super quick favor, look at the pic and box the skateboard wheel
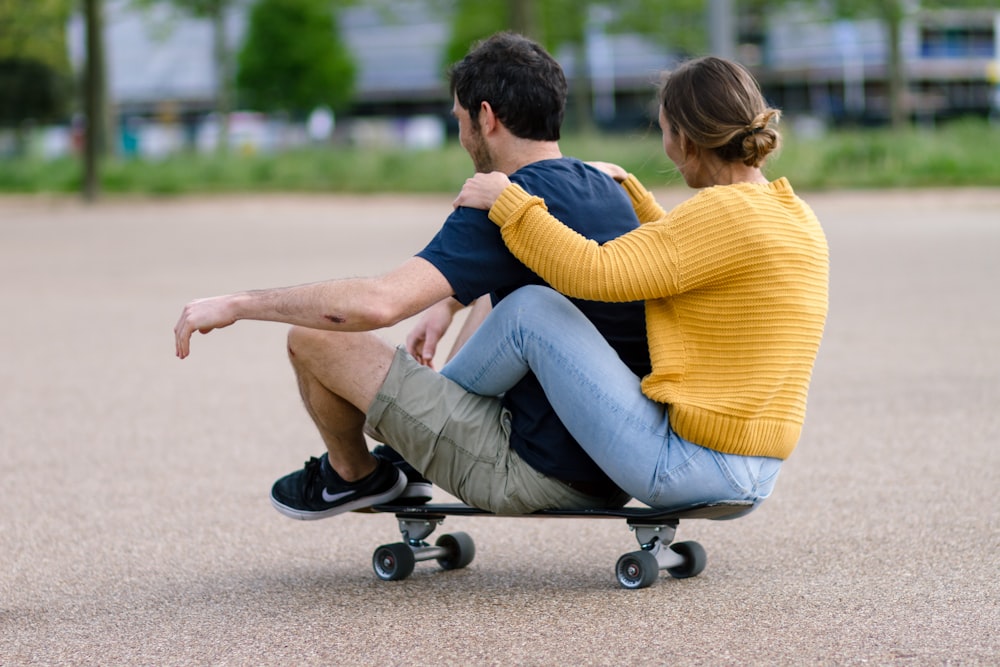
[616,550,660,589]
[372,542,416,581]
[435,531,475,571]
[665,540,707,579]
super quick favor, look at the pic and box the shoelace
[301,456,325,496]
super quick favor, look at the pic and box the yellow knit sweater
[488,175,829,459]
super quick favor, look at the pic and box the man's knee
[287,325,321,365]
[286,326,353,376]
[287,327,396,404]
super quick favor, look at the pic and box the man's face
[453,96,495,173]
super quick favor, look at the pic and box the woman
[443,56,829,511]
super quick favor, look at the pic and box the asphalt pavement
[1,187,997,665]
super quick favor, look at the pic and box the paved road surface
[1,188,997,665]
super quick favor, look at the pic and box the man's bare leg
[270,326,405,519]
[286,326,395,481]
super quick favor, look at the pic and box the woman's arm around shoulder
[584,161,665,224]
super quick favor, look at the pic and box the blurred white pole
[708,0,736,60]
[588,5,615,124]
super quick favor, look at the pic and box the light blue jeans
[442,285,783,512]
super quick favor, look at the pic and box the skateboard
[366,500,754,589]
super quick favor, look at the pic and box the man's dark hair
[448,32,567,141]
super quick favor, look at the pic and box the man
[174,32,650,517]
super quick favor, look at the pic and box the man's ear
[478,101,498,134]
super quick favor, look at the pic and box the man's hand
[453,171,512,210]
[406,298,461,367]
[174,294,240,359]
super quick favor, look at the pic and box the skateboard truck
[616,517,707,588]
[367,502,747,589]
[372,511,475,583]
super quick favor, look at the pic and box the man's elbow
[355,268,441,330]
[354,296,412,330]
[359,304,401,330]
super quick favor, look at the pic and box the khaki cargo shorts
[364,346,604,514]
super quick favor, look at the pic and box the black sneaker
[372,444,433,505]
[270,453,406,520]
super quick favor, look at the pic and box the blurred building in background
[753,6,1000,126]
[59,1,678,159]
[30,0,1000,159]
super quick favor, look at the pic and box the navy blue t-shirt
[417,157,651,490]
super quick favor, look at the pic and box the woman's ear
[679,132,698,159]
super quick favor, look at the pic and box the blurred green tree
[0,0,73,137]
[236,0,356,116]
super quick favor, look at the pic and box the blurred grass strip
[2,119,998,195]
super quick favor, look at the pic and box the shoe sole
[353,482,434,513]
[394,482,434,502]
[270,472,408,521]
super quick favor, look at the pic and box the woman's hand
[453,171,512,210]
[586,161,628,183]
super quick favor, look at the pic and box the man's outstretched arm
[174,257,453,359]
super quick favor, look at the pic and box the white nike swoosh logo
[322,489,355,503]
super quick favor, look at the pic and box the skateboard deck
[365,500,754,589]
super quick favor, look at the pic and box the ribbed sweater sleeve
[489,183,681,302]
[620,174,667,223]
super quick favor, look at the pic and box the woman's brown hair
[659,56,781,168]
